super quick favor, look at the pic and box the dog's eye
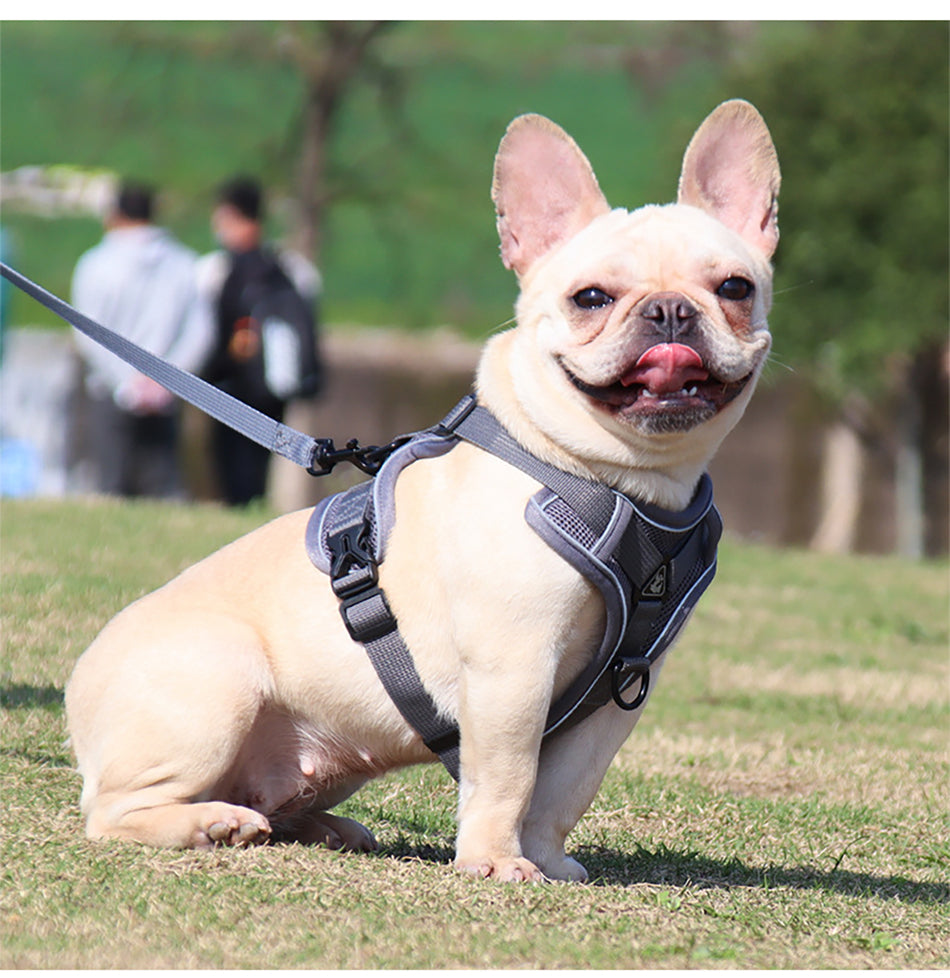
[572,287,614,310]
[717,277,755,301]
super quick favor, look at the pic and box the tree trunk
[295,82,334,260]
[894,356,926,558]
[291,22,391,263]
[810,419,865,554]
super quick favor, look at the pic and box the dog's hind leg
[85,795,272,849]
[66,609,275,849]
[269,774,378,851]
[276,810,378,851]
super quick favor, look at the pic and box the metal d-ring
[610,657,651,711]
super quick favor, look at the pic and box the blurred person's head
[108,181,155,228]
[212,176,264,253]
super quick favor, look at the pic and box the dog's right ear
[492,114,610,278]
[678,99,781,259]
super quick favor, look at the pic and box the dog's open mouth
[559,343,752,431]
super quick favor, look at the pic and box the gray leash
[0,262,401,477]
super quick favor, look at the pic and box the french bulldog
[65,99,780,882]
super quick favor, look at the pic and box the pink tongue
[621,343,709,395]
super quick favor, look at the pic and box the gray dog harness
[306,395,721,781]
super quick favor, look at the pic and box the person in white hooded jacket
[71,181,213,497]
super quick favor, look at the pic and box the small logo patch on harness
[642,564,668,599]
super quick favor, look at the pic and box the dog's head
[480,100,780,503]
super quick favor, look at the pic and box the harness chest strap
[310,395,721,782]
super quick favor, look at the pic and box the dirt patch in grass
[707,660,948,711]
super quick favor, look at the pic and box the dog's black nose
[639,292,698,339]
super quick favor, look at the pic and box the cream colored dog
[66,100,780,883]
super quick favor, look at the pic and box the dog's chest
[302,409,721,778]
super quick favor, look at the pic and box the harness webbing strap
[0,262,321,471]
[326,503,462,779]
[440,398,615,539]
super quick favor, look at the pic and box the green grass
[2,496,948,968]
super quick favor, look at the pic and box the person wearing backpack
[197,177,323,506]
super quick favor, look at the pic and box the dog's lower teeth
[640,387,697,401]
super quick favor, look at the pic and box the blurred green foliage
[716,21,949,395]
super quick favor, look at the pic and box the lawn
[2,496,947,968]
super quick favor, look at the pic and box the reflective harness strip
[307,395,722,782]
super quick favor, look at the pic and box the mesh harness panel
[305,395,721,781]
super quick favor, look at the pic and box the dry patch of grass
[617,728,948,811]
[707,659,947,710]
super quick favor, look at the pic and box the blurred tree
[721,21,949,556]
[112,21,398,262]
[274,21,395,258]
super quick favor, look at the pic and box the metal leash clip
[307,434,413,478]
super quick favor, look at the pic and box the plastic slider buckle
[329,525,377,598]
[338,585,397,643]
[328,526,397,643]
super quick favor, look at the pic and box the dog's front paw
[455,855,544,882]
[521,836,590,882]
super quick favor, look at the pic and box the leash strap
[0,261,321,470]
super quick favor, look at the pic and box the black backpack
[219,250,324,405]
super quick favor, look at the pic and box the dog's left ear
[493,114,610,277]
[678,99,781,259]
